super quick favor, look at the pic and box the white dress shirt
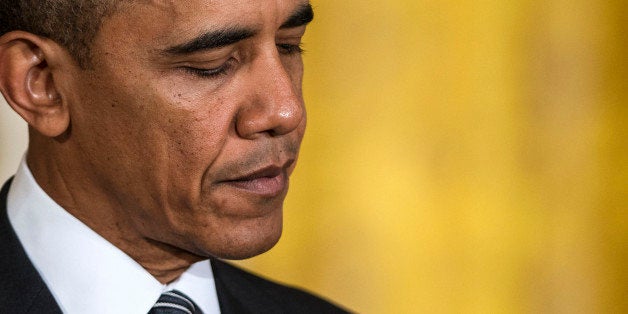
[7,158,221,314]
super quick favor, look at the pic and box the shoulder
[210,258,350,313]
[0,178,62,313]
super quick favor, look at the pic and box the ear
[0,31,70,137]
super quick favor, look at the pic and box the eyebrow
[280,3,314,29]
[163,28,256,55]
[162,3,314,56]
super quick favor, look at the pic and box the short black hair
[0,0,121,67]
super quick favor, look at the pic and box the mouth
[220,161,293,198]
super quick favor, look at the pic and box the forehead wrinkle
[142,0,177,8]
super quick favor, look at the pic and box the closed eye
[180,58,236,78]
[277,43,304,55]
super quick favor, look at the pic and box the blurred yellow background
[1,0,626,313]
[238,1,627,313]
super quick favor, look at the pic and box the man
[0,0,347,313]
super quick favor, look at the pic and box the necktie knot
[149,290,202,314]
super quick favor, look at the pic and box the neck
[26,142,202,284]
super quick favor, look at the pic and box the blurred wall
[1,1,626,313]
[0,98,27,182]
[238,1,627,313]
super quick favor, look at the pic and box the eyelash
[277,43,304,55]
[182,63,233,78]
[182,43,304,78]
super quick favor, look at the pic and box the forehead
[114,0,307,32]
[93,0,309,57]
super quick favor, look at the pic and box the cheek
[153,95,237,203]
[166,93,236,155]
[71,71,234,203]
[161,114,228,183]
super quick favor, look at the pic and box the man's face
[62,0,311,259]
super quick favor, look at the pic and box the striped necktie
[148,290,203,314]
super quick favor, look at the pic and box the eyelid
[179,57,237,78]
[277,43,304,55]
[277,25,308,36]
[276,34,305,53]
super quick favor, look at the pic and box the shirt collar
[7,157,220,314]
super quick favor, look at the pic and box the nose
[235,52,304,139]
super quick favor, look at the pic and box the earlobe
[0,32,70,138]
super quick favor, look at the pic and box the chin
[215,237,281,260]
[196,214,284,260]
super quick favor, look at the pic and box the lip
[221,164,289,197]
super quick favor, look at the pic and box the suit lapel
[211,258,283,314]
[0,179,62,314]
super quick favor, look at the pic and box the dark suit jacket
[0,179,348,313]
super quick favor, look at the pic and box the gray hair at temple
[0,0,122,67]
